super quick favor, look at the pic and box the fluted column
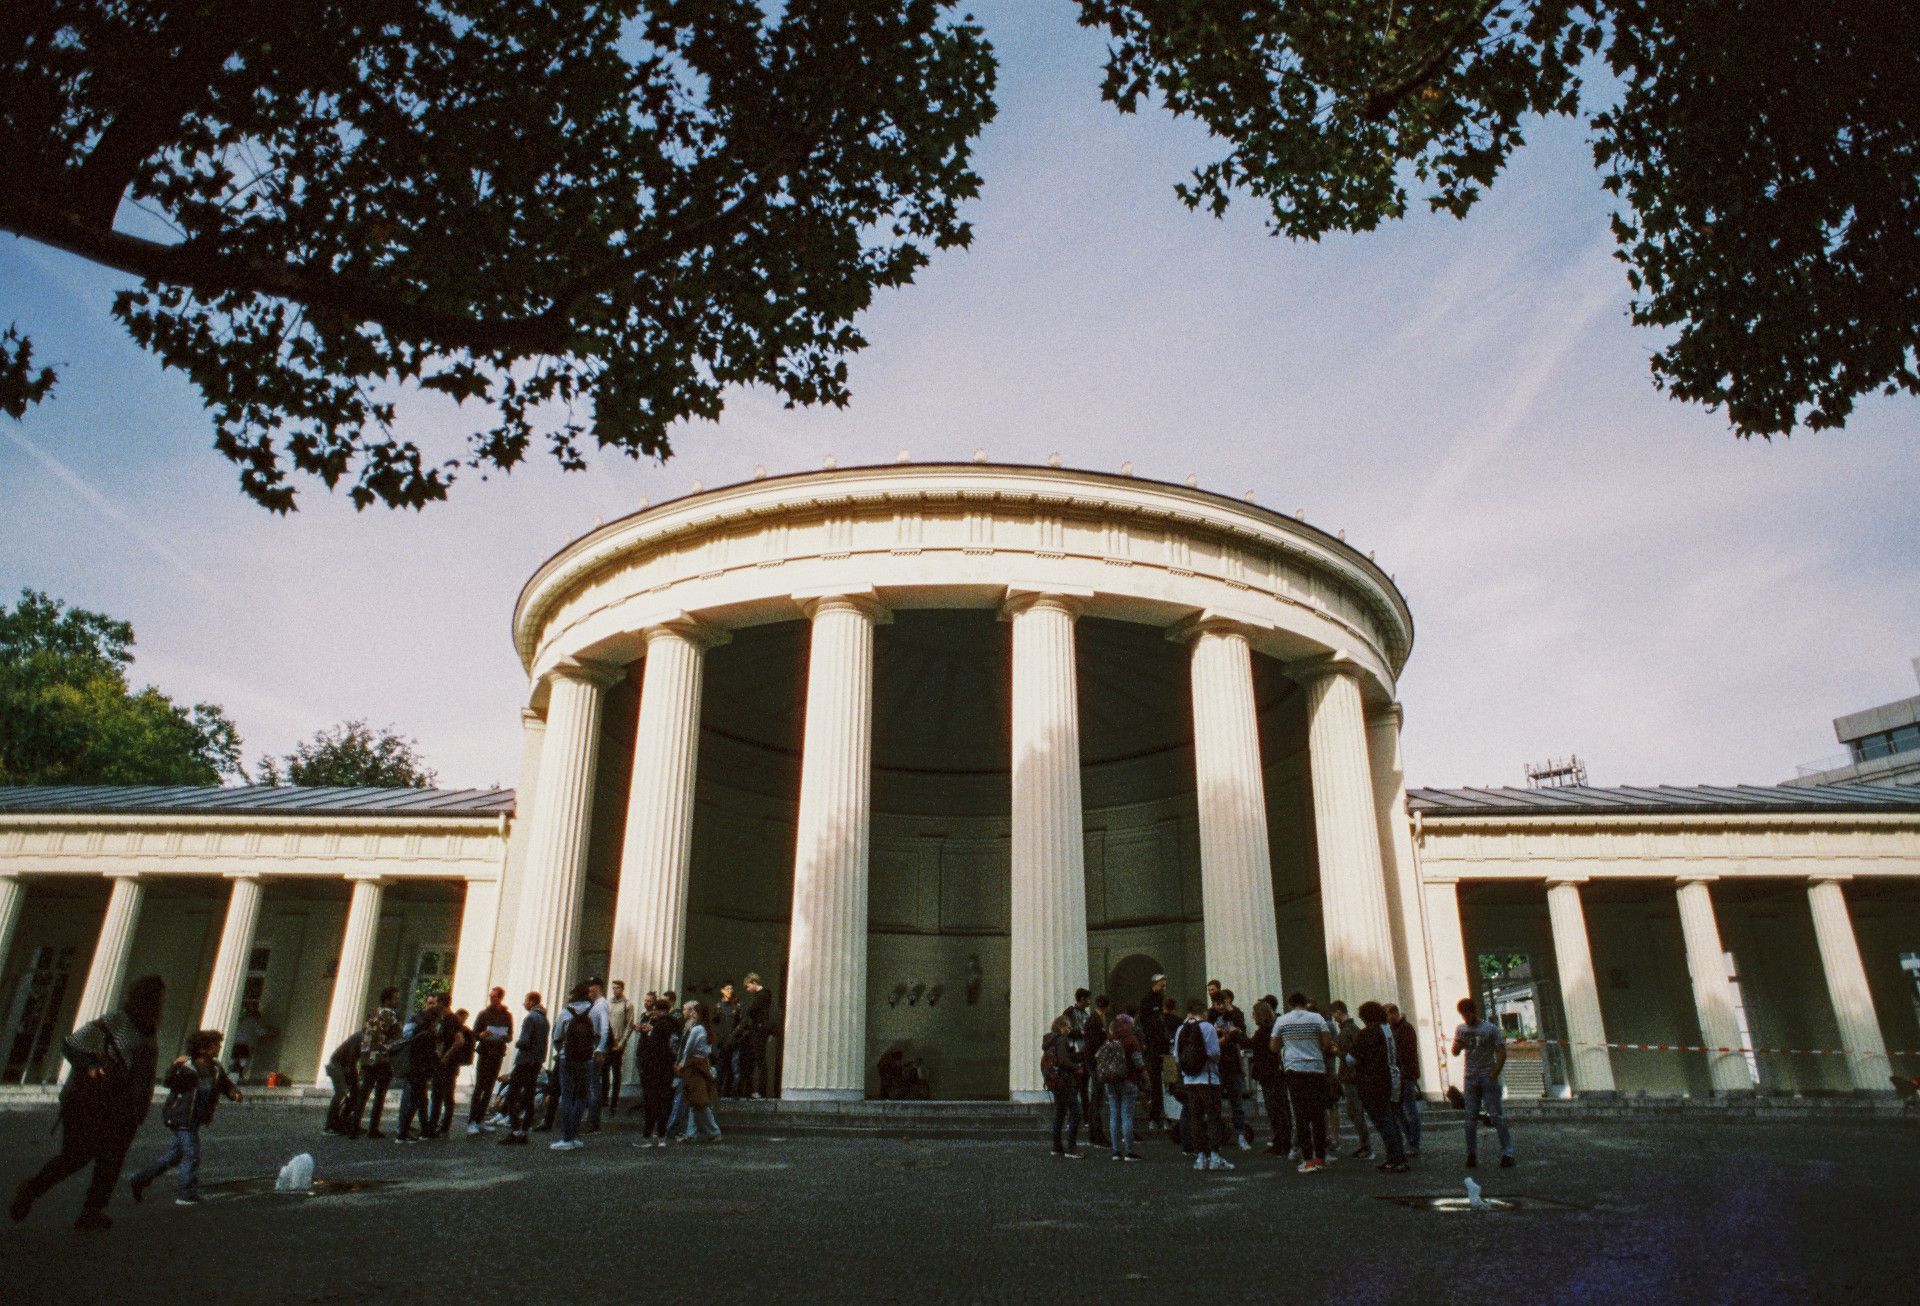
[316,875,386,1085]
[1807,877,1892,1093]
[448,878,502,1026]
[489,708,548,989]
[1422,878,1470,1094]
[1007,590,1092,1102]
[507,660,621,1017]
[1180,618,1284,1010]
[782,591,883,1100]
[0,875,24,980]
[1367,704,1442,1086]
[72,874,145,1029]
[608,618,727,998]
[198,875,265,1041]
[1545,879,1616,1094]
[1303,664,1398,1007]
[1675,878,1752,1093]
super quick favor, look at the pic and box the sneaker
[1111,1153,1124,1162]
[1288,1147,1301,1162]
[1351,1146,1374,1160]
[129,1175,150,1204]
[1194,1153,1207,1171]
[174,1195,203,1206]
[1378,1161,1411,1174]
[654,1138,668,1148]
[1499,1155,1516,1168]
[1124,1154,1143,1162]
[549,1139,582,1151]
[467,1123,482,1137]
[74,1209,112,1232]
[1296,1159,1319,1174]
[1061,1150,1084,1160]
[1236,1135,1252,1152]
[1207,1154,1235,1171]
[396,1135,419,1144]
[498,1134,528,1146]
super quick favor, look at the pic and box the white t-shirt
[1274,1009,1332,1074]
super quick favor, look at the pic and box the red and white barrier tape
[1508,1038,1918,1059]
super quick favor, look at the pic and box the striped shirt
[1274,1009,1332,1073]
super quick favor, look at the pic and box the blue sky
[3,2,1915,789]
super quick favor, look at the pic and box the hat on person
[1150,973,1166,983]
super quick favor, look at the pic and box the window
[1901,951,1920,1027]
[1892,724,1920,755]
[241,944,271,1009]
[409,946,455,1011]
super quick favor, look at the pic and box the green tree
[0,589,243,785]
[257,720,437,788]
[1077,0,1920,436]
[1,0,995,510]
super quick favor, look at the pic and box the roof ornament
[1185,473,1199,487]
[972,448,988,463]
[753,464,767,480]
[897,449,911,463]
[823,454,837,470]
[1047,451,1063,467]
[1120,460,1133,476]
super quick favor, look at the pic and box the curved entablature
[512,463,1413,704]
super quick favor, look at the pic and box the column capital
[344,873,392,887]
[547,658,626,691]
[1166,609,1269,646]
[1808,874,1854,887]
[1544,877,1590,889]
[791,586,890,624]
[520,706,548,730]
[104,871,142,882]
[999,584,1092,622]
[1289,653,1362,689]
[220,871,265,883]
[1675,875,1720,887]
[640,612,731,651]
[1367,701,1407,731]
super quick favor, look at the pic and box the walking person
[674,1001,723,1143]
[1042,1015,1083,1158]
[1452,998,1515,1168]
[1272,992,1334,1173]
[353,987,402,1138]
[602,980,636,1113]
[432,1006,471,1137]
[10,974,166,1231]
[393,999,441,1143]
[469,988,514,1136]
[1384,1002,1423,1156]
[129,1029,242,1206]
[1096,1012,1146,1161]
[496,992,547,1146]
[1329,1000,1373,1160]
[323,1031,363,1136]
[549,984,602,1151]
[1351,1002,1410,1173]
[1248,999,1291,1157]
[1175,999,1230,1171]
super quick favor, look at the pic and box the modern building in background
[1788,657,1920,789]
[1,464,1916,1104]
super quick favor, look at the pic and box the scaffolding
[1525,755,1588,788]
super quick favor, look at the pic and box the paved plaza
[2,1105,1915,1303]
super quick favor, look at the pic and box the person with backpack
[1042,1015,1084,1158]
[1098,1013,1147,1161]
[1083,994,1111,1148]
[549,982,606,1150]
[323,1031,363,1136]
[353,986,402,1138]
[1210,988,1255,1152]
[1271,992,1335,1173]
[1351,1001,1410,1173]
[129,1028,242,1206]
[1175,998,1231,1171]
[1248,999,1291,1157]
[1328,1000,1373,1160]
[496,991,548,1147]
[10,974,165,1232]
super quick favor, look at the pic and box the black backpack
[1175,1022,1209,1077]
[562,1008,597,1063]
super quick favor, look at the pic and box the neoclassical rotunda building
[3,463,1917,1103]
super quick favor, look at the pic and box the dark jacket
[474,1003,514,1063]
[160,1059,237,1131]
[1082,1010,1108,1071]
[514,1008,549,1070]
[710,1000,742,1050]
[744,988,774,1037]
[1351,1023,1402,1110]
[1389,1018,1422,1090]
[326,1033,364,1076]
[1248,1020,1279,1081]
[59,1011,159,1138]
[1137,1001,1172,1058]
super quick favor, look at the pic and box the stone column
[489,707,548,992]
[1545,879,1616,1094]
[608,618,726,999]
[1006,591,1092,1103]
[507,661,621,1016]
[0,875,24,978]
[1421,878,1470,1094]
[1303,664,1398,1007]
[316,876,386,1086]
[1807,877,1892,1093]
[71,874,145,1030]
[1367,704,1442,1089]
[1675,878,1753,1093]
[782,591,884,1100]
[1181,618,1284,1010]
[448,878,503,1027]
[198,875,265,1041]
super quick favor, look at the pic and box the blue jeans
[664,1081,694,1138]
[1106,1081,1138,1157]
[586,1057,604,1128]
[133,1127,201,1199]
[1398,1092,1423,1151]
[1363,1098,1407,1165]
[1050,1079,1081,1152]
[558,1061,592,1141]
[1462,1073,1512,1159]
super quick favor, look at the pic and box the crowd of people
[1041,974,1517,1176]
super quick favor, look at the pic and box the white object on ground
[275,1153,315,1192]
[1463,1177,1487,1211]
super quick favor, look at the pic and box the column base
[1008,1089,1051,1105]
[781,1088,864,1102]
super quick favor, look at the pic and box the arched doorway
[1107,952,1164,1017]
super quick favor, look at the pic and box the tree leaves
[256,719,436,788]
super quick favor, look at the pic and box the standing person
[469,988,514,1136]
[229,999,276,1085]
[1248,1000,1291,1157]
[603,980,636,1113]
[1329,1000,1373,1160]
[392,999,440,1143]
[549,984,601,1151]
[1351,1002,1410,1173]
[1272,992,1334,1174]
[496,991,547,1146]
[582,980,611,1131]
[354,987,402,1139]
[1096,1012,1146,1161]
[1210,988,1254,1151]
[1136,975,1170,1133]
[740,974,773,1098]
[1159,995,1183,1148]
[1042,1015,1083,1158]
[1175,999,1230,1171]
[1062,988,1093,1138]
[710,983,741,1099]
[129,1029,242,1206]
[1452,999,1515,1168]
[674,1001,723,1143]
[432,1007,471,1138]
[323,1031,363,1136]
[1384,1003,1423,1157]
[10,975,165,1231]
[1083,994,1111,1148]
[638,1000,678,1144]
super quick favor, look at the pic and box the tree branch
[1357,0,1500,123]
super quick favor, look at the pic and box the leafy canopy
[1,0,994,509]
[1076,0,1920,436]
[0,589,243,785]
[256,719,437,788]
